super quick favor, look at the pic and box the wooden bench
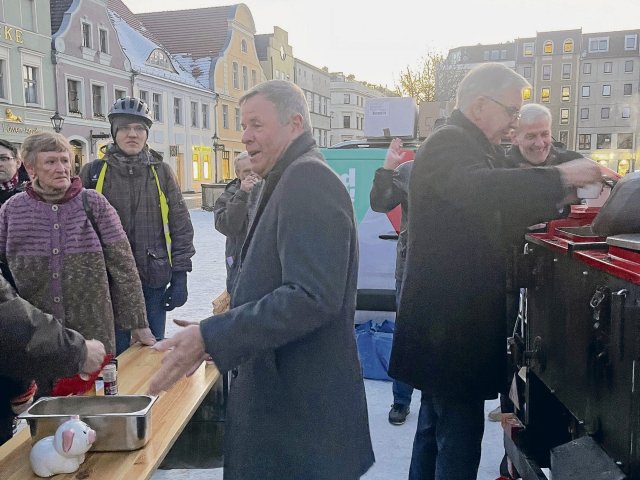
[0,344,219,479]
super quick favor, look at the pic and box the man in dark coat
[369,138,415,425]
[388,63,601,480]
[149,80,374,480]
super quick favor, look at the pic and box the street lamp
[212,133,225,183]
[50,111,65,133]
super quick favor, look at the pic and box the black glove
[163,271,188,311]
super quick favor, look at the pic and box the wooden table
[0,345,220,479]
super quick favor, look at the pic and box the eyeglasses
[118,125,147,135]
[485,97,521,120]
[0,155,16,163]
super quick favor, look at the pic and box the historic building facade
[138,4,266,188]
[0,0,58,146]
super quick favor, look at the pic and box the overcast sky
[130,0,640,89]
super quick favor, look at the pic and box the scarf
[0,173,18,192]
[27,176,83,204]
[240,131,316,264]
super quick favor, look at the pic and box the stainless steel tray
[18,395,157,451]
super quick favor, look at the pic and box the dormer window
[241,39,248,53]
[146,49,175,72]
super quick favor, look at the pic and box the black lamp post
[50,111,65,133]
[212,133,225,183]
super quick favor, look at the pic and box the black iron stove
[507,207,640,479]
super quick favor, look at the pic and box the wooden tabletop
[0,344,220,479]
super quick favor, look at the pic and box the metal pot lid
[606,233,640,251]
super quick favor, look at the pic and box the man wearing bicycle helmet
[80,96,195,355]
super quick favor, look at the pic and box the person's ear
[509,129,518,145]
[290,113,304,133]
[468,97,486,122]
[25,162,36,179]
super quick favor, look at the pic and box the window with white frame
[152,93,162,122]
[343,115,351,128]
[560,108,569,124]
[23,65,38,104]
[625,34,638,50]
[578,134,591,150]
[92,84,105,117]
[624,83,632,96]
[563,39,574,53]
[174,97,182,125]
[232,63,239,89]
[583,63,592,74]
[588,37,609,53]
[242,66,248,90]
[618,133,632,149]
[596,134,611,149]
[559,131,568,146]
[241,39,248,53]
[625,60,634,73]
[81,22,92,49]
[191,101,198,127]
[202,104,209,129]
[523,42,534,56]
[114,88,126,100]
[543,40,553,54]
[580,108,589,119]
[235,107,241,131]
[0,59,6,101]
[147,49,174,72]
[251,69,257,87]
[99,29,108,54]
[541,87,550,102]
[344,93,350,104]
[602,84,611,96]
[67,79,81,113]
[622,107,631,119]
[522,66,532,78]
[562,86,570,102]
[542,64,551,80]
[604,62,612,74]
[601,107,610,119]
[139,90,148,103]
[582,85,590,97]
[222,104,229,128]
[562,63,571,80]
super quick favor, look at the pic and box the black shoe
[388,403,410,425]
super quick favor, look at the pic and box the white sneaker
[488,405,502,422]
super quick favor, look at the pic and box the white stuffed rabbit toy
[29,416,96,477]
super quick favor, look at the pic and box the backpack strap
[87,160,107,190]
[82,190,103,246]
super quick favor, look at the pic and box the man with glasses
[389,63,600,480]
[80,97,195,354]
[0,140,29,206]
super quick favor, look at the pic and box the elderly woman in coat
[0,132,154,367]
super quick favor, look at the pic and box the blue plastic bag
[354,320,395,381]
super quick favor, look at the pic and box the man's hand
[556,158,602,188]
[383,138,404,170]
[81,339,106,374]
[240,173,261,192]
[148,325,209,395]
[131,327,157,346]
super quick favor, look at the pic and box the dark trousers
[408,393,485,480]
[115,284,167,355]
[393,280,414,406]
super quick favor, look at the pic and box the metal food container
[19,395,157,451]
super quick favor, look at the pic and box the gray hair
[233,151,250,174]
[518,103,552,127]
[239,80,312,133]
[20,132,73,167]
[456,63,530,111]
